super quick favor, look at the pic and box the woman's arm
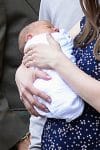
[52,51,100,112]
[23,34,100,113]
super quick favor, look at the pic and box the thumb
[34,68,51,80]
[46,33,59,47]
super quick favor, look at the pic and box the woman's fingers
[23,83,51,103]
[31,96,49,112]
[21,86,40,116]
[22,88,50,111]
[20,70,51,103]
[35,68,51,80]
[24,45,36,54]
[22,96,39,116]
[23,51,37,67]
[15,64,51,115]
[22,54,33,67]
[21,82,51,112]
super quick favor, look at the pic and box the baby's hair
[18,20,54,54]
[18,22,34,53]
[18,20,49,53]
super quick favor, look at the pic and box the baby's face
[32,21,59,35]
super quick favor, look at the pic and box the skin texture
[22,33,100,113]
[15,64,52,115]
[16,20,59,115]
[19,20,59,54]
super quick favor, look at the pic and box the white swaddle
[25,29,84,121]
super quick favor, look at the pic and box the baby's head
[18,20,59,53]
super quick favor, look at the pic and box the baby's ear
[26,34,33,41]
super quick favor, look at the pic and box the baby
[19,20,84,121]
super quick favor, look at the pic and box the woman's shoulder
[69,21,80,39]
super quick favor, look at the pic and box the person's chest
[74,41,100,80]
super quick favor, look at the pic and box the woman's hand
[23,34,63,69]
[15,63,51,116]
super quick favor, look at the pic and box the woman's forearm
[52,53,100,112]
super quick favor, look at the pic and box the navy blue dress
[41,18,100,150]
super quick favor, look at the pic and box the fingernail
[46,76,52,79]
[48,98,52,103]
[45,108,50,112]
